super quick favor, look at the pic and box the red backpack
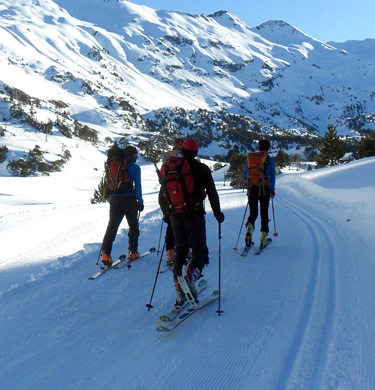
[105,148,134,193]
[160,156,196,214]
[247,151,269,187]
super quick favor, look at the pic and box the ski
[254,238,272,255]
[159,279,208,322]
[88,247,156,279]
[88,255,126,280]
[157,289,219,332]
[115,247,156,269]
[240,241,254,256]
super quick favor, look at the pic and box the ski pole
[157,218,164,254]
[146,240,166,311]
[233,202,248,251]
[271,197,279,237]
[216,222,224,316]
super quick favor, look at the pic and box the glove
[270,190,275,198]
[137,202,144,212]
[215,211,225,224]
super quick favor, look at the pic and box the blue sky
[126,0,374,43]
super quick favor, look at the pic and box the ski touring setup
[115,247,156,269]
[177,265,199,308]
[88,247,156,280]
[157,287,219,332]
[255,238,272,255]
[159,279,208,322]
[240,241,254,256]
[88,255,126,280]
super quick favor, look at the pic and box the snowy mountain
[1,0,375,161]
[2,2,375,387]
[1,147,375,388]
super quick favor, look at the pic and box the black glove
[215,211,225,224]
[270,190,275,198]
[137,202,144,212]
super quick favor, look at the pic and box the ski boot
[166,249,176,266]
[128,251,140,260]
[101,251,112,267]
[245,223,254,247]
[260,232,268,249]
[185,266,201,301]
[174,278,186,309]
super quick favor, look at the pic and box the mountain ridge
[1,0,374,171]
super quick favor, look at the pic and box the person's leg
[247,185,260,228]
[185,214,208,273]
[102,197,125,255]
[170,215,189,278]
[124,196,139,253]
[259,189,271,234]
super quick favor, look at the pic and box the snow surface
[1,155,375,389]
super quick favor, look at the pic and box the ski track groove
[0,259,160,390]
[275,194,336,389]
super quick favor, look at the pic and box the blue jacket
[243,155,276,191]
[110,161,143,204]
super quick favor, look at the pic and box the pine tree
[90,176,109,204]
[274,150,290,170]
[356,131,375,158]
[316,124,346,168]
[227,153,247,188]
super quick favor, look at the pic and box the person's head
[124,145,138,162]
[173,138,184,151]
[182,138,199,159]
[258,139,271,152]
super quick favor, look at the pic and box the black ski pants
[164,218,176,251]
[169,213,209,278]
[247,185,271,233]
[102,195,139,255]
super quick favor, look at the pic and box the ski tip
[156,320,171,332]
[197,278,208,288]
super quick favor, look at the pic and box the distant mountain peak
[256,20,302,35]
[207,9,248,29]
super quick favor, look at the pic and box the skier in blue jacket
[101,144,144,266]
[243,139,276,248]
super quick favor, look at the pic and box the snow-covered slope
[1,0,375,141]
[1,157,375,389]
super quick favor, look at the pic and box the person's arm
[268,157,276,192]
[201,164,224,223]
[134,164,143,204]
[243,161,248,182]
